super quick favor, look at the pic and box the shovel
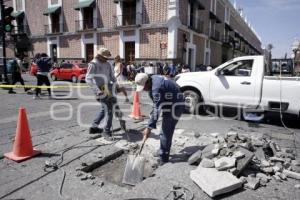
[122,137,147,186]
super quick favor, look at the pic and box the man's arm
[86,62,101,95]
[109,63,116,83]
[147,87,162,129]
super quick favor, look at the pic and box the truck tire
[183,89,205,114]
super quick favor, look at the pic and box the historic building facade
[5,0,262,70]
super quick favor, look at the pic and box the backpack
[6,59,18,73]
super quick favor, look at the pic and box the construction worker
[86,48,125,137]
[135,73,184,164]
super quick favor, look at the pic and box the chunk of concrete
[283,170,300,180]
[202,144,217,159]
[188,150,202,165]
[233,147,254,176]
[200,158,215,168]
[292,160,300,166]
[190,166,243,197]
[210,133,219,138]
[261,167,274,174]
[295,184,300,189]
[270,142,281,155]
[215,157,236,171]
[227,131,238,137]
[256,173,271,182]
[245,177,260,190]
[270,157,285,163]
[254,147,266,161]
[252,140,264,147]
[233,151,245,159]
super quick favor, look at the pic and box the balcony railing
[44,23,64,35]
[209,29,220,41]
[113,13,142,27]
[75,18,100,31]
[222,35,234,45]
[189,16,205,34]
[11,25,30,35]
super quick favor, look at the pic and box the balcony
[113,13,142,28]
[11,25,30,35]
[209,29,220,41]
[75,18,100,31]
[222,35,234,46]
[44,23,64,35]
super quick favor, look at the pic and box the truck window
[222,60,254,76]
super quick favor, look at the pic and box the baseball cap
[135,73,149,92]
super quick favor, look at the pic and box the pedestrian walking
[34,53,52,99]
[114,55,129,103]
[86,48,124,136]
[7,55,30,94]
[181,64,190,73]
[134,73,185,164]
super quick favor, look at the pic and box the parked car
[175,55,300,118]
[50,63,88,83]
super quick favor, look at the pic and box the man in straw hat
[135,73,185,164]
[86,48,123,137]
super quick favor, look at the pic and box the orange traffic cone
[4,107,41,162]
[129,92,144,120]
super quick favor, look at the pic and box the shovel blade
[122,155,145,186]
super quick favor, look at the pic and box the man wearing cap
[86,48,119,136]
[135,73,184,164]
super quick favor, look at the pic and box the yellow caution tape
[0,84,89,89]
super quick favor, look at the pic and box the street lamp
[291,39,300,75]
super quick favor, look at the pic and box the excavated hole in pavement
[83,150,157,188]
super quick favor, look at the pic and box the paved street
[0,74,300,200]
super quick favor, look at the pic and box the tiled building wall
[97,0,117,28]
[210,40,222,67]
[142,0,168,24]
[63,0,78,33]
[193,35,205,65]
[179,0,188,26]
[97,32,119,58]
[31,38,47,55]
[59,35,81,58]
[25,0,48,36]
[140,28,168,59]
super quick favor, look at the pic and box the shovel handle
[137,137,147,156]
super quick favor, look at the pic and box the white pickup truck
[175,56,300,117]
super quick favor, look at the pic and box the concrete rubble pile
[189,131,300,197]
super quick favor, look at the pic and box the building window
[210,0,217,14]
[225,6,230,24]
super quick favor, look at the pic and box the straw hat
[96,48,111,59]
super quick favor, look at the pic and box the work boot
[89,127,103,134]
[102,130,112,138]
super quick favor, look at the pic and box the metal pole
[0,0,8,83]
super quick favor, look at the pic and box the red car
[50,63,88,83]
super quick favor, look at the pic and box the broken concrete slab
[233,147,254,176]
[215,157,236,171]
[200,158,215,168]
[190,166,242,197]
[254,147,266,161]
[233,151,245,159]
[283,170,300,180]
[270,142,281,155]
[210,133,219,138]
[245,177,260,190]
[202,144,216,159]
[188,149,202,165]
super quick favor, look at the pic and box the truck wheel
[51,74,57,81]
[71,76,78,83]
[183,90,204,114]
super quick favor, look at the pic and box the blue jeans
[159,106,184,162]
[92,96,123,132]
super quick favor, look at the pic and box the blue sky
[231,0,300,58]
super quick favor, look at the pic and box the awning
[74,0,95,10]
[113,0,138,3]
[11,11,24,18]
[43,6,61,16]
